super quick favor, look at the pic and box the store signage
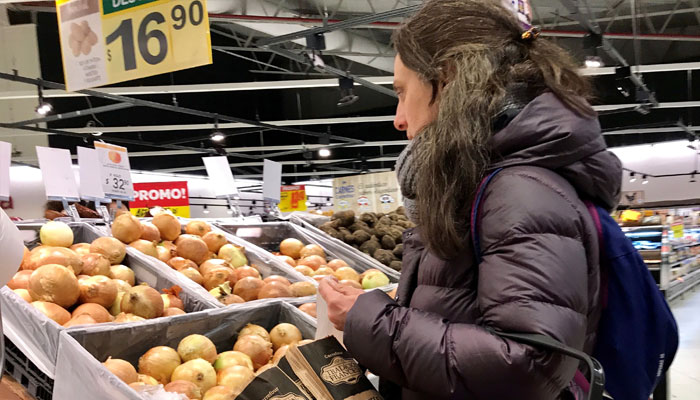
[94,141,134,201]
[56,0,212,91]
[279,185,307,213]
[77,146,108,201]
[0,141,10,201]
[671,223,684,239]
[263,159,282,203]
[36,146,81,201]
[130,181,190,217]
[202,156,239,198]
[332,171,402,214]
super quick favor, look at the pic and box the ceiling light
[305,201,312,206]
[629,172,636,183]
[92,131,103,137]
[690,173,696,183]
[642,175,649,184]
[202,205,210,214]
[35,102,52,116]
[584,56,603,68]
[210,132,225,142]
[318,148,331,158]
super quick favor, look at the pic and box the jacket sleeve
[344,171,591,399]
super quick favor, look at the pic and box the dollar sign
[107,49,111,62]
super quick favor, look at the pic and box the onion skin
[269,323,303,351]
[164,380,202,399]
[140,222,161,242]
[120,285,164,319]
[234,266,260,281]
[185,221,211,237]
[111,213,143,244]
[238,324,270,343]
[257,282,293,299]
[233,278,264,302]
[202,232,227,253]
[8,270,32,290]
[26,246,83,274]
[290,282,317,297]
[13,289,32,302]
[216,365,254,392]
[179,267,204,286]
[299,244,325,259]
[298,303,317,318]
[103,357,138,384]
[277,256,296,268]
[263,275,291,287]
[163,307,186,317]
[175,235,209,265]
[297,255,326,271]
[70,243,91,256]
[39,221,74,247]
[294,265,314,276]
[327,259,349,271]
[90,237,127,265]
[177,334,217,364]
[78,275,118,308]
[279,239,304,259]
[80,253,111,276]
[72,303,113,323]
[138,346,181,385]
[168,257,198,271]
[28,264,80,308]
[31,301,71,325]
[213,351,254,372]
[109,265,135,286]
[233,335,273,370]
[202,386,237,400]
[129,239,159,258]
[152,213,181,241]
[171,359,217,395]
[64,314,98,327]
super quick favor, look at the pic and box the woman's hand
[318,277,365,331]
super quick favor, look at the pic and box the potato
[390,261,402,271]
[381,235,396,250]
[352,230,371,245]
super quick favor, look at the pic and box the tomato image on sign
[108,151,122,164]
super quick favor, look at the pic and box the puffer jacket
[343,93,622,400]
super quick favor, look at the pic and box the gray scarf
[396,138,420,223]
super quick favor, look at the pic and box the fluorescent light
[210,132,225,142]
[35,102,52,115]
[642,175,649,184]
[585,56,603,68]
[318,148,331,157]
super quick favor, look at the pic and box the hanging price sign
[56,0,212,91]
[94,142,134,200]
[279,185,307,212]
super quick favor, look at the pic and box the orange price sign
[279,185,307,212]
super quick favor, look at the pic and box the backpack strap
[470,168,503,263]
[583,200,609,308]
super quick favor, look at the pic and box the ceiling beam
[155,156,400,173]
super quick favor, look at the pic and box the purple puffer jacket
[344,93,622,400]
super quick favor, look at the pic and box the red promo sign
[131,181,189,208]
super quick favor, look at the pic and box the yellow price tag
[279,185,308,213]
[56,0,211,91]
[671,224,684,239]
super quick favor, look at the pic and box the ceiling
[1,0,700,182]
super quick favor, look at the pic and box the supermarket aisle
[670,286,700,399]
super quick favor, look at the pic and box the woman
[319,0,622,399]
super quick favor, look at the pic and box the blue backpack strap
[470,168,503,263]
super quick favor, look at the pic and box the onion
[276,256,296,268]
[120,285,164,319]
[140,222,161,242]
[129,239,158,258]
[28,264,80,308]
[298,303,316,318]
[162,294,185,311]
[72,303,113,323]
[359,268,381,281]
[152,213,181,241]
[79,275,118,308]
[214,351,254,372]
[220,295,245,305]
[113,313,146,323]
[110,292,125,316]
[218,244,247,268]
[199,259,232,276]
[171,359,217,394]
[64,314,98,327]
[233,277,264,302]
[202,386,237,400]
[234,266,260,281]
[129,382,150,391]
[90,237,127,265]
[13,289,32,302]
[290,282,317,297]
[31,301,70,325]
[178,334,217,363]
[185,221,211,237]
[238,324,271,343]
[156,245,173,263]
[39,221,74,247]
[137,374,159,386]
[203,267,237,291]
[327,259,349,271]
[216,366,253,392]
[257,282,293,299]
[255,364,275,376]
[179,267,204,286]
[313,275,329,283]
[70,243,91,256]
[113,279,132,293]
[26,246,83,274]
[233,335,272,370]
[298,255,326,271]
[339,279,362,290]
[168,257,198,271]
[272,345,289,364]
[293,265,314,277]
[20,246,30,271]
[81,253,111,276]
[163,308,186,316]
[8,270,32,290]
[314,266,335,276]
[103,357,138,384]
[269,323,303,351]
[263,275,291,286]
[164,380,202,399]
[176,235,209,265]
[138,346,181,384]
[202,232,227,253]
[299,244,325,259]
[334,266,360,282]
[111,213,143,244]
[279,239,304,259]
[109,265,135,285]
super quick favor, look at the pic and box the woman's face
[393,55,440,140]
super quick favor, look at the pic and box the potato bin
[53,300,316,399]
[2,222,217,379]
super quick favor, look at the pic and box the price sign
[202,156,239,198]
[56,0,212,91]
[279,185,307,212]
[671,223,684,239]
[263,159,282,203]
[35,146,81,201]
[94,142,134,200]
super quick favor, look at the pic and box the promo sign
[130,181,190,217]
[94,141,134,200]
[279,185,307,213]
[333,171,402,214]
[56,0,212,91]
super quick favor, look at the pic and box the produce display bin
[216,221,401,288]
[53,300,316,400]
[3,336,53,400]
[1,222,218,379]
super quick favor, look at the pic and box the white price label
[36,146,81,201]
[202,156,239,198]
[94,141,134,200]
[263,159,282,203]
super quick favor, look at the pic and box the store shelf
[671,242,700,250]
[667,267,700,302]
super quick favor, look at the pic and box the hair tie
[520,27,540,42]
